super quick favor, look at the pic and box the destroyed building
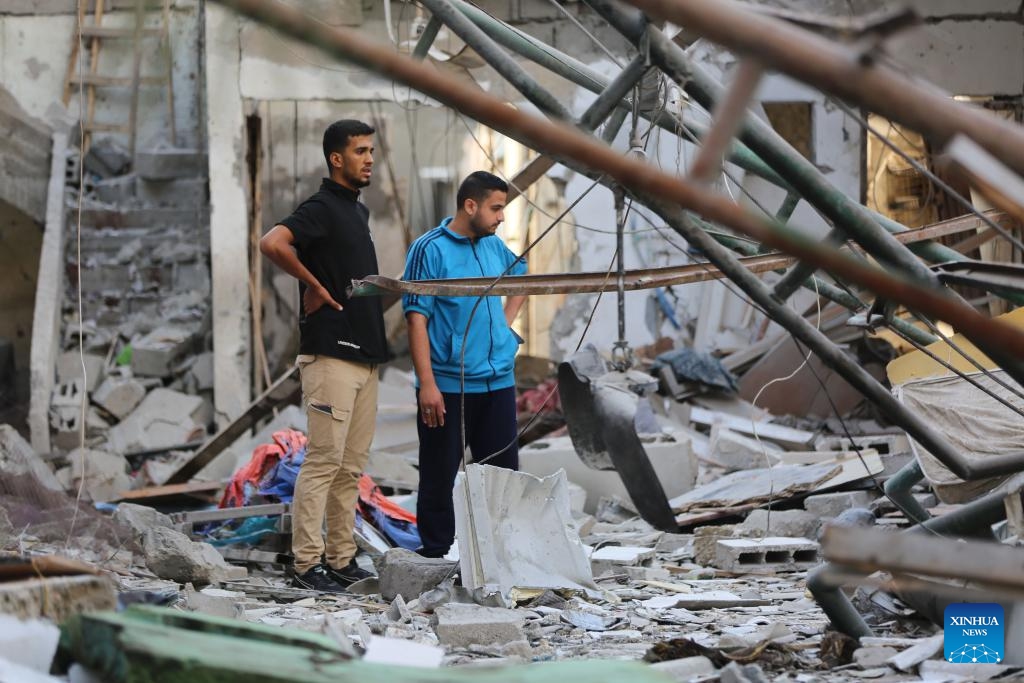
[2,0,1024,681]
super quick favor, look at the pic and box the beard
[469,216,497,237]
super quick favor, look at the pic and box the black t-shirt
[280,178,389,364]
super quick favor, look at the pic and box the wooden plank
[165,367,300,484]
[822,524,1024,590]
[114,481,221,504]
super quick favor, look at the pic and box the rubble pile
[45,139,212,495]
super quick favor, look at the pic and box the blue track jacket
[402,217,527,393]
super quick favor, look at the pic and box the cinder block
[433,603,526,649]
[713,537,819,572]
[804,491,877,519]
[814,433,910,457]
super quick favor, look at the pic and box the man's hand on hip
[419,384,446,428]
[304,285,343,315]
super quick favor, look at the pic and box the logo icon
[944,603,1004,664]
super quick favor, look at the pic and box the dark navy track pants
[415,386,519,557]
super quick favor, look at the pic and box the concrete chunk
[650,656,716,682]
[130,326,196,378]
[377,548,457,602]
[433,603,527,649]
[804,491,876,518]
[55,352,105,393]
[714,537,819,572]
[0,425,62,491]
[91,376,146,419]
[64,448,130,502]
[0,574,117,622]
[105,388,205,453]
[142,525,241,584]
[738,509,820,539]
[112,502,175,540]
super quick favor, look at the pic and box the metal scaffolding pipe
[625,0,1024,180]
[445,0,787,187]
[882,461,930,525]
[417,0,570,120]
[586,0,941,286]
[212,0,1024,481]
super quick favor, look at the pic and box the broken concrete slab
[130,326,197,378]
[377,548,457,602]
[105,388,206,454]
[737,509,820,539]
[91,376,146,420]
[433,603,527,649]
[803,490,877,518]
[590,546,656,575]
[519,434,697,514]
[142,525,244,584]
[642,591,769,610]
[714,537,819,573]
[64,448,131,502]
[453,465,598,597]
[670,461,842,512]
[708,425,782,471]
[0,424,62,491]
[693,525,738,567]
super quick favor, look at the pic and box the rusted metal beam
[351,215,1005,298]
[625,0,1024,179]
[352,253,796,297]
[689,59,764,184]
[211,0,1024,358]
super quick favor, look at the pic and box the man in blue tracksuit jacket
[402,171,527,558]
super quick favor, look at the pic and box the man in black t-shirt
[260,119,388,592]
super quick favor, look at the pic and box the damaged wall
[0,0,204,150]
[0,200,41,416]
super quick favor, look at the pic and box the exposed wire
[66,0,89,550]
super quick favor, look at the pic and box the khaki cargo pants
[292,354,378,573]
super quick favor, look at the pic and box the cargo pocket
[307,402,352,457]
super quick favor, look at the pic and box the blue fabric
[402,217,526,393]
[258,443,306,503]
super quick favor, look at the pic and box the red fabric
[358,474,416,524]
[516,377,561,415]
[219,429,308,509]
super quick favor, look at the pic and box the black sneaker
[292,564,346,593]
[325,558,375,586]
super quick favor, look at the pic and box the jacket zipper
[470,239,497,392]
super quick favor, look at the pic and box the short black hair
[456,171,508,211]
[323,119,375,166]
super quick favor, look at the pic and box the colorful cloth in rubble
[357,474,421,550]
[218,429,307,509]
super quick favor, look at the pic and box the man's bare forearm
[504,295,527,325]
[407,313,436,388]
